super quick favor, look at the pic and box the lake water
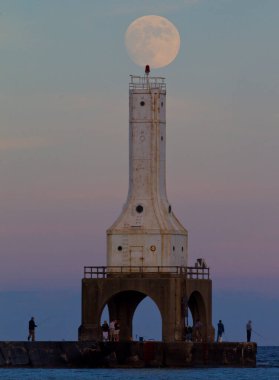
[0,346,278,380]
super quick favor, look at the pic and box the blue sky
[0,0,279,344]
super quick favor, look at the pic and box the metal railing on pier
[83,266,210,280]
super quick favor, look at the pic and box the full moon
[125,15,180,69]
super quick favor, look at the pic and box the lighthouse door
[129,246,144,269]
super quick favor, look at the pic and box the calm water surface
[0,346,278,380]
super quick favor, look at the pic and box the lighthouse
[79,69,213,345]
[107,68,188,268]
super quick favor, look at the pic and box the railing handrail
[129,75,166,91]
[83,265,210,280]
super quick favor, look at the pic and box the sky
[0,0,279,344]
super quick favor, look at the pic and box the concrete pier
[0,341,256,368]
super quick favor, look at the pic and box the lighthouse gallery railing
[83,266,210,280]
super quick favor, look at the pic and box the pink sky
[0,0,279,344]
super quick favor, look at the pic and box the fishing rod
[35,316,54,327]
[251,329,273,345]
[253,329,265,338]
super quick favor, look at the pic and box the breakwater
[0,341,257,368]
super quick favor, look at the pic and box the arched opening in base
[188,291,207,342]
[99,291,162,342]
[132,296,162,341]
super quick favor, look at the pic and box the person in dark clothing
[28,317,37,341]
[246,320,252,342]
[194,319,203,342]
[114,320,120,342]
[101,320,109,342]
[217,320,225,342]
[185,325,193,342]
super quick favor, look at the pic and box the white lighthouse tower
[107,67,188,268]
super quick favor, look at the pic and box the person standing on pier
[114,320,120,342]
[217,320,225,342]
[246,320,252,342]
[28,317,37,342]
[101,320,109,342]
[194,319,203,342]
[109,320,115,341]
[185,325,193,342]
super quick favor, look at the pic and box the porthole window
[117,246,122,251]
[150,245,156,252]
[140,101,145,106]
[136,205,143,213]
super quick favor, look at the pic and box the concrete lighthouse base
[78,266,214,343]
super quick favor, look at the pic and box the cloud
[0,137,47,151]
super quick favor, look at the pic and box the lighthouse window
[161,136,163,141]
[173,246,175,251]
[168,205,172,213]
[140,101,145,106]
[136,205,143,213]
[161,102,163,107]
[182,246,184,252]
[117,246,123,252]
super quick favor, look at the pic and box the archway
[188,291,207,341]
[132,296,162,341]
[99,290,146,341]
[99,291,162,341]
